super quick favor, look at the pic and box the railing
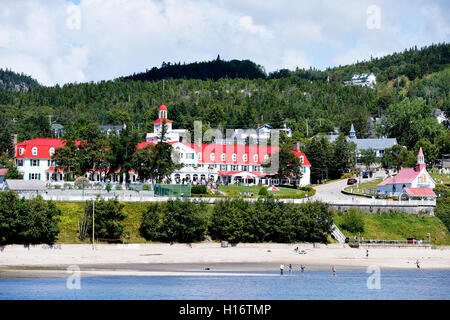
[331,224,346,243]
[347,239,431,245]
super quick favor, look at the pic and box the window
[19,148,24,156]
[29,173,40,180]
[253,154,258,162]
[32,147,38,156]
[232,165,237,171]
[198,153,202,160]
[243,154,248,162]
[264,154,269,161]
[242,165,249,171]
[49,148,55,156]
[17,159,23,167]
[232,154,237,161]
[221,153,226,161]
[30,160,40,166]
[300,156,304,163]
[210,153,215,161]
[220,164,227,170]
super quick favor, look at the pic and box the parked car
[362,171,373,178]
[347,178,357,185]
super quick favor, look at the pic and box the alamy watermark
[366,265,381,290]
[366,5,381,30]
[66,265,81,290]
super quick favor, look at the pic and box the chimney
[293,141,300,152]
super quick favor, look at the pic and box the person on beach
[332,266,336,277]
[280,264,284,275]
[300,265,305,276]
[416,259,420,269]
[289,264,292,275]
[366,249,369,258]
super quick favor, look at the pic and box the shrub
[105,183,112,192]
[209,198,333,243]
[0,191,61,244]
[140,199,208,243]
[142,184,151,191]
[435,184,450,198]
[339,208,365,233]
[341,173,352,179]
[436,197,450,232]
[258,187,269,197]
[81,198,126,241]
[191,184,207,195]
[116,185,122,190]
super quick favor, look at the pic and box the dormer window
[198,153,202,160]
[19,148,24,156]
[232,154,237,161]
[49,148,55,156]
[300,156,304,163]
[243,154,248,162]
[264,154,269,161]
[253,154,258,162]
[32,147,38,156]
[210,153,215,161]
[221,153,226,161]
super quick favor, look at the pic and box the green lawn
[344,178,383,195]
[218,185,308,198]
[430,171,450,185]
[334,212,450,245]
[55,202,149,244]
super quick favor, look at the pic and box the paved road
[311,171,387,202]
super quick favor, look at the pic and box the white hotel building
[14,105,311,186]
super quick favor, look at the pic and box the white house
[14,106,312,186]
[344,73,376,88]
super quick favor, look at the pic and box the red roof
[45,166,66,172]
[136,141,155,149]
[290,150,311,166]
[15,138,66,159]
[0,168,8,176]
[159,104,167,111]
[378,168,421,186]
[404,187,436,197]
[153,118,172,124]
[136,141,311,167]
[418,147,424,157]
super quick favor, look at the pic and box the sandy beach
[1,243,449,278]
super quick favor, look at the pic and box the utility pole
[92,200,95,250]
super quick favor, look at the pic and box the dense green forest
[123,56,266,81]
[0,68,40,92]
[0,43,448,167]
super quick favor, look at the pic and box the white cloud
[0,0,448,85]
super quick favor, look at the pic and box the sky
[0,0,448,86]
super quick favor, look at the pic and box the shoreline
[1,243,449,279]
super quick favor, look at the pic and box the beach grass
[334,211,450,245]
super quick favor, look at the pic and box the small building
[0,168,8,184]
[99,124,126,136]
[51,123,64,138]
[344,73,376,88]
[324,124,397,159]
[377,147,436,197]
[4,179,47,194]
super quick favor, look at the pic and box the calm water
[1,270,449,300]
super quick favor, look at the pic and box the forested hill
[269,43,450,83]
[122,57,266,82]
[0,69,40,92]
